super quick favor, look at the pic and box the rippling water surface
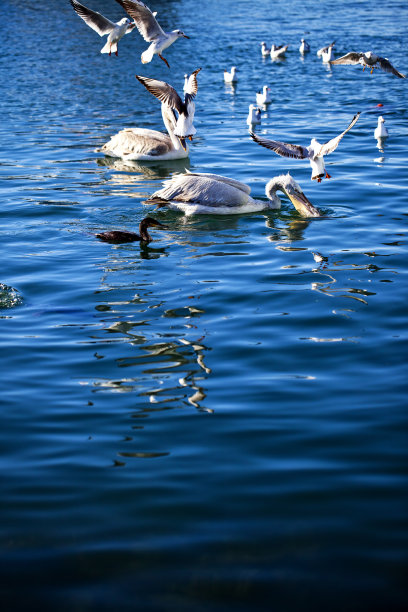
[1,0,407,609]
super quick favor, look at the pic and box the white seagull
[261,41,271,57]
[250,112,360,182]
[270,44,288,59]
[317,41,335,63]
[144,171,321,217]
[330,51,406,78]
[299,38,310,54]
[136,69,201,142]
[256,86,271,106]
[374,116,388,139]
[224,66,238,83]
[247,105,261,125]
[70,0,135,56]
[114,0,189,67]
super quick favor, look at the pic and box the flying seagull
[69,0,135,56]
[136,68,201,144]
[114,0,189,67]
[250,113,361,182]
[330,51,406,78]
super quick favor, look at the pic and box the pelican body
[145,171,321,217]
[96,217,166,244]
[374,116,388,139]
[70,0,135,56]
[247,105,261,126]
[98,103,189,161]
[330,51,406,78]
[114,0,189,67]
[250,112,360,182]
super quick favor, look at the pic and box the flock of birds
[69,0,405,244]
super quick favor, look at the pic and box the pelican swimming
[330,51,406,78]
[270,44,288,59]
[224,66,238,83]
[144,171,321,217]
[247,104,261,125]
[374,116,388,139]
[114,0,189,67]
[256,86,271,105]
[250,112,360,182]
[70,0,135,56]
[299,38,310,54]
[96,217,166,244]
[136,69,201,142]
[97,103,189,161]
[261,42,271,57]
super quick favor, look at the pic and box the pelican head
[265,174,321,217]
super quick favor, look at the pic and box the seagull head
[174,30,190,39]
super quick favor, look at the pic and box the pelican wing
[378,57,406,78]
[317,112,360,157]
[70,0,116,35]
[330,52,363,65]
[250,132,309,159]
[136,75,184,114]
[115,0,165,41]
[185,171,251,195]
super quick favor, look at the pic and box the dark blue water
[1,0,407,610]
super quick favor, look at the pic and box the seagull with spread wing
[69,0,135,56]
[114,0,189,67]
[330,51,406,78]
[136,68,201,143]
[250,113,360,182]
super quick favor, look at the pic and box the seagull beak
[288,189,321,218]
[182,34,190,39]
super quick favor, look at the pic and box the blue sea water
[0,0,407,610]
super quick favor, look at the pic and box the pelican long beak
[178,136,187,151]
[288,189,321,218]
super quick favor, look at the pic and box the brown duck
[96,217,167,244]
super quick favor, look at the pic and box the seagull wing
[115,0,165,41]
[378,57,406,78]
[330,52,363,65]
[317,113,360,157]
[70,0,116,36]
[184,68,201,97]
[250,132,309,159]
[136,75,184,114]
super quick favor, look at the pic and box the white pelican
[374,116,388,139]
[250,112,360,182]
[330,51,406,78]
[114,0,189,67]
[70,0,135,56]
[247,105,261,125]
[261,42,271,57]
[256,86,271,105]
[136,69,201,142]
[96,217,167,244]
[145,171,321,217]
[270,44,288,59]
[97,103,189,160]
[224,67,238,83]
[299,39,310,54]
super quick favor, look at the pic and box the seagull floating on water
[270,44,288,59]
[317,41,335,63]
[247,105,261,125]
[70,0,135,56]
[330,51,406,78]
[224,66,238,83]
[256,86,271,105]
[299,38,310,54]
[374,116,388,139]
[145,171,321,217]
[96,217,167,244]
[261,42,271,57]
[114,0,189,67]
[250,112,360,182]
[136,69,201,142]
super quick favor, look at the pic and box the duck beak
[288,189,321,217]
